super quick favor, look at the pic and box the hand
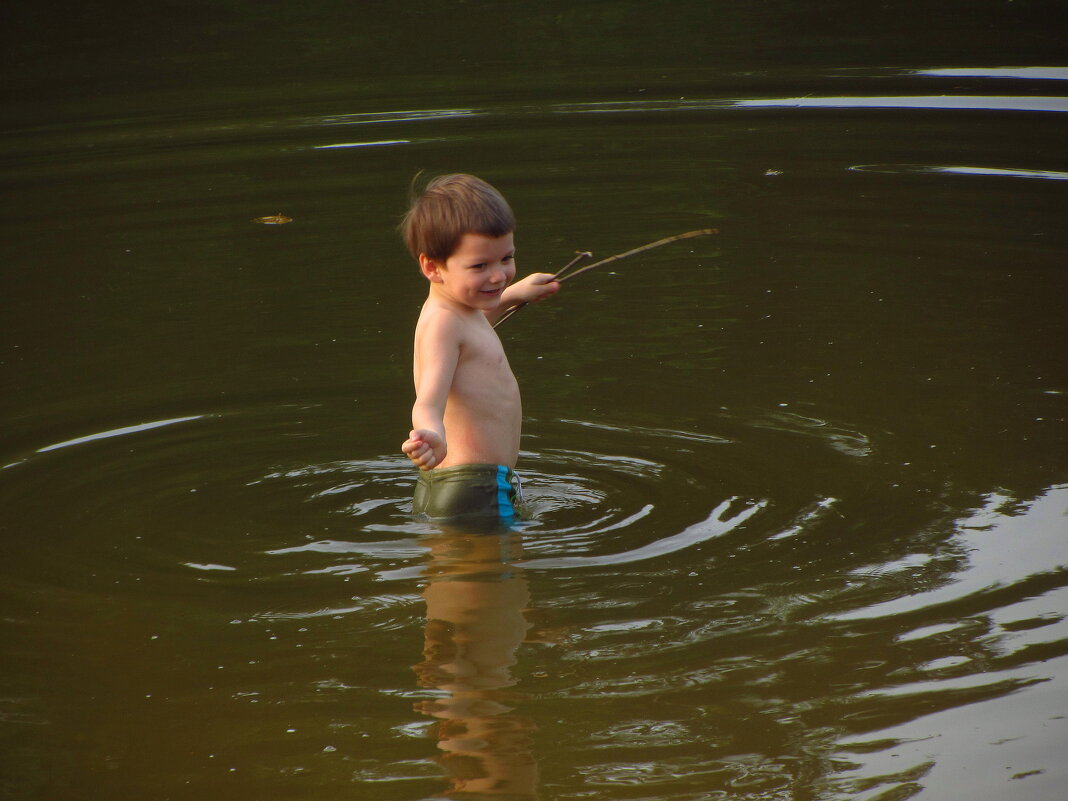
[402,428,447,470]
[506,272,561,306]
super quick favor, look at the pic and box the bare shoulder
[414,300,476,359]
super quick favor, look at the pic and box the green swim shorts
[413,464,520,522]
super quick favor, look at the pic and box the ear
[419,253,445,283]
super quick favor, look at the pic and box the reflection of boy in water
[413,529,539,799]
[400,174,560,521]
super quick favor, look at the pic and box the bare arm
[402,312,462,470]
[484,273,560,325]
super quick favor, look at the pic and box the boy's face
[425,232,516,312]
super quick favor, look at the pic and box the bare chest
[454,327,519,397]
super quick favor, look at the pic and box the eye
[502,254,514,263]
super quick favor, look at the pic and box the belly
[441,385,522,468]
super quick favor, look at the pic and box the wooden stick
[491,297,531,329]
[492,252,590,329]
[552,250,593,281]
[493,228,718,328]
[556,228,717,283]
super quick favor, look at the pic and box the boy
[400,174,560,521]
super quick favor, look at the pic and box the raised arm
[484,272,560,325]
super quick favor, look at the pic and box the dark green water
[2,3,1066,800]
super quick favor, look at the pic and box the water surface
[2,2,1066,799]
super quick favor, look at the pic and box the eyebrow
[467,249,515,263]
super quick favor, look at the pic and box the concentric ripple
[0,401,869,595]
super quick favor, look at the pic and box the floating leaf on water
[252,213,292,225]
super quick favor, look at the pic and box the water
[2,3,1066,799]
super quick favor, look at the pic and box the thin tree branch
[493,228,718,329]
[552,250,593,281]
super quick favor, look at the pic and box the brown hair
[400,173,515,262]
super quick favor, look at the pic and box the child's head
[401,174,515,263]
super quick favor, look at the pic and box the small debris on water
[252,213,293,225]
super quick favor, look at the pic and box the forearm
[498,282,527,310]
[411,400,446,440]
[487,273,559,324]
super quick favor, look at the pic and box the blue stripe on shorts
[496,465,515,520]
